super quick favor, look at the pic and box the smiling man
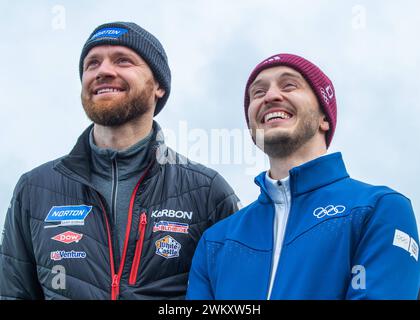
[187,53,420,299]
[0,22,239,300]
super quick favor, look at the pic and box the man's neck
[93,114,154,151]
[268,143,328,180]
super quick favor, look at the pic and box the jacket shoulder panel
[203,200,272,251]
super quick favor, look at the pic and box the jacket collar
[255,152,349,203]
[54,121,166,184]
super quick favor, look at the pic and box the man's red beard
[81,78,155,127]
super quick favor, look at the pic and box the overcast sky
[1,0,420,232]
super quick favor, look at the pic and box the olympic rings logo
[313,205,346,219]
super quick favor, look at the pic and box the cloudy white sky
[1,0,420,232]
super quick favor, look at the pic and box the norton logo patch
[44,205,92,228]
[155,235,181,259]
[90,27,128,40]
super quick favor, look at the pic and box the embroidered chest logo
[153,221,189,234]
[50,250,87,261]
[155,235,181,259]
[313,205,346,219]
[44,205,92,228]
[151,209,193,220]
[51,231,83,244]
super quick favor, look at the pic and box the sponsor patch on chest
[155,235,181,259]
[44,205,92,228]
[151,209,193,220]
[51,231,83,244]
[153,221,189,234]
[50,250,87,261]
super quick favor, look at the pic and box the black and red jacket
[0,122,240,300]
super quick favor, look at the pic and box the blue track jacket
[187,153,420,299]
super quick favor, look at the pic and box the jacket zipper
[55,161,152,300]
[266,178,293,300]
[108,163,152,300]
[97,197,118,300]
[129,212,147,285]
[111,158,118,224]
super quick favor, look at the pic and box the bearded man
[0,22,239,300]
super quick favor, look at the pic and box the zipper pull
[111,274,120,300]
[136,212,147,241]
[112,274,119,288]
[140,212,147,226]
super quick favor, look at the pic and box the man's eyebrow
[249,71,304,92]
[84,51,139,63]
[248,79,268,93]
[277,71,304,81]
[109,50,138,59]
[84,53,101,62]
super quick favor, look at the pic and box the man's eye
[85,60,99,70]
[253,89,266,98]
[283,83,297,90]
[117,58,131,64]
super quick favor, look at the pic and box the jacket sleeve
[207,173,240,226]
[186,235,215,299]
[0,175,44,300]
[346,193,420,299]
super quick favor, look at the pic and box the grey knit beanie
[79,22,171,116]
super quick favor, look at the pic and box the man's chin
[259,130,294,146]
[89,96,127,108]
[81,86,154,127]
[251,129,296,157]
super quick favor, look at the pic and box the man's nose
[263,85,285,104]
[95,59,117,81]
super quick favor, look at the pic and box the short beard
[255,109,320,159]
[81,79,155,127]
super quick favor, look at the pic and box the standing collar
[89,127,153,159]
[255,152,349,203]
[54,121,165,183]
[88,127,153,179]
[264,171,290,204]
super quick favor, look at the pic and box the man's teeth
[96,88,123,94]
[264,111,292,123]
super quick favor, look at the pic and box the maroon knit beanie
[244,53,337,147]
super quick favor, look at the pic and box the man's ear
[156,87,165,99]
[320,116,330,132]
[155,82,165,99]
